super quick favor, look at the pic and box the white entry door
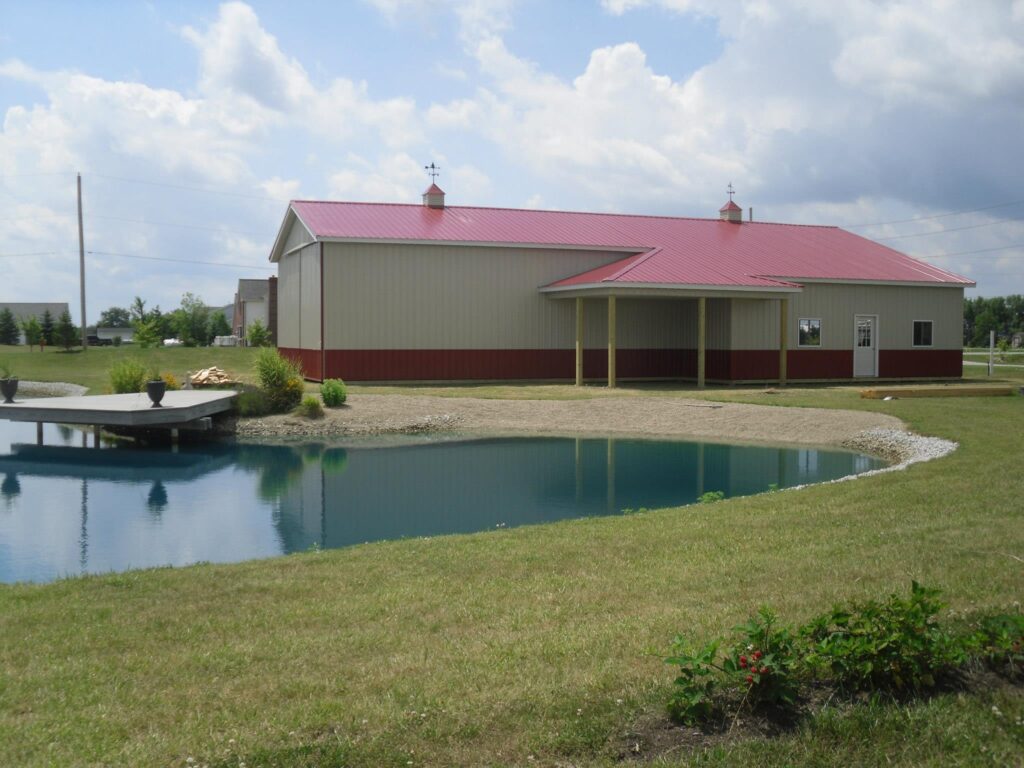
[853,315,877,377]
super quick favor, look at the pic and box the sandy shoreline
[236,393,902,448]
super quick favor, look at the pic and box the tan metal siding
[283,215,313,253]
[299,246,322,349]
[321,243,688,350]
[277,250,301,347]
[707,298,731,350]
[731,298,780,350]
[786,284,963,350]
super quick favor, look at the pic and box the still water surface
[0,421,883,583]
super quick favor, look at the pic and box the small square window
[913,320,933,347]
[798,318,821,347]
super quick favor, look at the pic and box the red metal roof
[286,200,973,288]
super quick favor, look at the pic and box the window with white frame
[798,318,821,347]
[913,320,933,347]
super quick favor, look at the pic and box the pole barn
[269,187,972,386]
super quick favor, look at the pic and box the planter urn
[0,377,18,404]
[146,379,167,408]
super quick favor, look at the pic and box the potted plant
[145,368,166,408]
[0,361,18,404]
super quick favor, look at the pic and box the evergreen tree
[54,309,77,351]
[40,309,55,346]
[246,318,271,347]
[0,308,20,345]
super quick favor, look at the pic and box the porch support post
[575,297,584,386]
[607,295,617,388]
[697,296,707,388]
[779,297,789,386]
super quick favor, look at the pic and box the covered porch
[539,285,801,388]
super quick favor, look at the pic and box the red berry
[753,650,763,660]
[739,655,747,665]
[745,675,754,684]
[760,667,768,675]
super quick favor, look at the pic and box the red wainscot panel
[878,349,963,378]
[727,350,780,381]
[280,347,323,381]
[324,349,696,382]
[787,349,854,380]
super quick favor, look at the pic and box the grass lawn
[0,345,261,394]
[0,366,1022,765]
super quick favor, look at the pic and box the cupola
[422,183,445,209]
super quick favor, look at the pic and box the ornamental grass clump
[320,378,347,407]
[253,348,304,413]
[296,394,324,419]
[109,358,148,394]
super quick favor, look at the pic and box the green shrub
[723,607,799,707]
[112,335,122,347]
[296,394,324,419]
[965,613,1024,676]
[698,490,725,504]
[236,390,271,417]
[321,378,347,407]
[109,358,148,394]
[253,348,304,413]
[247,318,271,347]
[801,581,966,693]
[665,639,719,724]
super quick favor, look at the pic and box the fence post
[989,330,995,377]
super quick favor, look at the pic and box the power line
[920,243,1024,259]
[0,250,61,258]
[89,213,269,238]
[87,249,274,271]
[89,172,289,203]
[874,218,1024,241]
[845,198,1024,229]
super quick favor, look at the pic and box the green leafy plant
[296,394,324,419]
[723,607,800,707]
[665,639,720,724]
[320,378,347,407]
[698,490,725,504]
[253,348,304,413]
[801,581,966,693]
[109,359,148,394]
[965,613,1024,676]
[133,318,162,349]
[112,335,122,347]
[0,360,14,379]
[246,318,271,347]
[21,316,43,350]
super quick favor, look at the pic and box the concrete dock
[0,390,237,444]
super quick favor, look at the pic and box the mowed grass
[0,345,262,394]
[0,377,1022,764]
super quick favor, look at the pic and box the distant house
[96,326,134,343]
[232,278,277,344]
[0,302,70,344]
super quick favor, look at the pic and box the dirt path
[236,393,902,448]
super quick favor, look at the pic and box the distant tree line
[109,294,232,348]
[963,295,1024,347]
[0,307,75,350]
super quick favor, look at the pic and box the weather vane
[727,182,735,202]
[425,162,440,182]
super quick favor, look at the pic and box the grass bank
[0,345,261,394]
[0,374,1022,765]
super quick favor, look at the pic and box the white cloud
[259,176,301,201]
[182,1,313,111]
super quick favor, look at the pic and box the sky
[1,0,1023,323]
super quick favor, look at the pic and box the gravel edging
[817,427,957,487]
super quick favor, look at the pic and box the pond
[0,421,884,583]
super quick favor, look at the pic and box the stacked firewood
[189,367,237,387]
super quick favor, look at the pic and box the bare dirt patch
[236,393,902,449]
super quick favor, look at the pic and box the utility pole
[77,172,87,351]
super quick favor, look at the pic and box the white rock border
[17,380,88,398]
